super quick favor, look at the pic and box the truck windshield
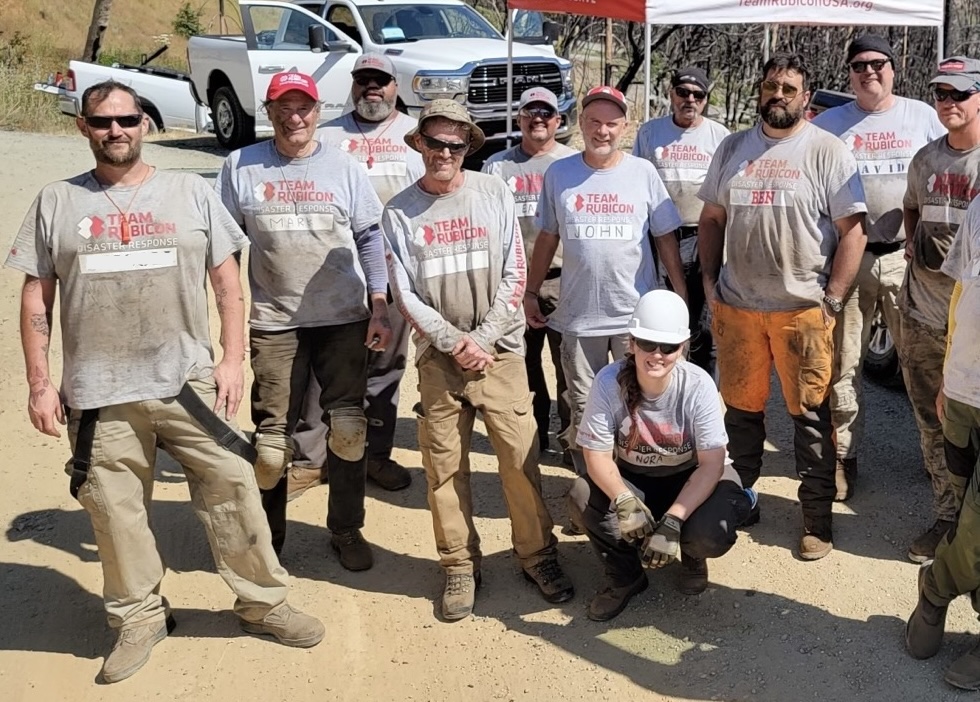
[359,5,501,44]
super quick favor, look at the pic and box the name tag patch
[79,247,178,274]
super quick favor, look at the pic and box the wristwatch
[822,295,843,314]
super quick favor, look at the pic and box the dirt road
[0,130,974,702]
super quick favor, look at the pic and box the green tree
[172,2,204,39]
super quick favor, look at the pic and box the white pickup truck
[187,0,575,149]
[34,47,210,134]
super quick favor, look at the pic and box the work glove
[641,514,684,569]
[614,491,654,542]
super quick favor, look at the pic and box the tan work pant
[830,248,905,460]
[416,348,557,574]
[70,378,289,630]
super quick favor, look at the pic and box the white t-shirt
[577,359,740,483]
[535,152,682,336]
[941,196,980,408]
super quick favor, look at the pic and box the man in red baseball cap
[266,71,319,102]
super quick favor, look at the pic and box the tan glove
[614,491,654,542]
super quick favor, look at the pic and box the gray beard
[355,98,395,121]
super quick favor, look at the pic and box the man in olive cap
[382,100,573,621]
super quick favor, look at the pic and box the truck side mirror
[308,25,327,53]
[542,21,560,44]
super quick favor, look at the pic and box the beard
[760,99,803,129]
[355,97,395,122]
[91,137,141,166]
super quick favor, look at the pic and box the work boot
[366,457,412,491]
[286,465,325,502]
[678,556,708,595]
[442,571,482,621]
[799,533,833,561]
[538,430,550,454]
[906,566,948,660]
[587,574,648,622]
[908,519,955,564]
[741,488,760,527]
[330,529,374,571]
[834,457,857,502]
[240,604,325,648]
[523,558,575,604]
[945,638,980,690]
[101,615,175,684]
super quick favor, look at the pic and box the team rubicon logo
[844,134,864,151]
[254,182,276,202]
[414,225,436,246]
[339,138,359,154]
[506,173,543,194]
[737,160,756,177]
[566,193,585,212]
[77,216,105,240]
[654,146,668,159]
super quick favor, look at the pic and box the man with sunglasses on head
[6,79,324,683]
[699,53,868,561]
[899,56,980,564]
[633,66,730,376]
[482,87,577,457]
[383,100,573,621]
[812,35,945,508]
[527,85,685,478]
[285,54,424,499]
[216,72,391,572]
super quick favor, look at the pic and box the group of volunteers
[6,31,980,689]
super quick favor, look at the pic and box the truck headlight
[412,74,468,100]
[560,66,573,97]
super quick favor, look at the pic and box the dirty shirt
[942,197,980,407]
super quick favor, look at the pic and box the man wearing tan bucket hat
[382,99,573,621]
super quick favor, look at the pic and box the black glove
[641,514,684,568]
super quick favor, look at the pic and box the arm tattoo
[29,313,50,336]
[24,279,41,293]
[215,286,228,313]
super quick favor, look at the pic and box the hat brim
[404,118,486,156]
[930,74,980,92]
[628,325,690,344]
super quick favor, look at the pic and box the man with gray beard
[287,54,424,498]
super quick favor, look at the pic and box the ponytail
[616,354,643,450]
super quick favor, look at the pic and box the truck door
[239,0,360,121]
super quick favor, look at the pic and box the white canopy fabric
[645,0,944,27]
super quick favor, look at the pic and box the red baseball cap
[266,72,319,101]
[581,85,628,116]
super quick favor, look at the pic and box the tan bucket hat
[404,99,486,155]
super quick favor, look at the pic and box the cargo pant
[69,377,289,630]
[921,397,980,609]
[526,273,570,448]
[831,248,905,460]
[560,333,630,475]
[292,302,411,469]
[416,347,557,575]
[712,301,837,538]
[250,320,369,553]
[898,314,956,522]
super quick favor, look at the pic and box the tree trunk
[82,0,114,63]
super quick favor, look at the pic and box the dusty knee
[328,408,367,462]
[254,432,294,471]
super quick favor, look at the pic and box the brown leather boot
[834,457,857,502]
[906,566,948,660]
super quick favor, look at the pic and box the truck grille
[468,63,563,105]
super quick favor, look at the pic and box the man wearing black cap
[899,56,980,564]
[812,36,944,509]
[483,87,578,456]
[634,66,730,375]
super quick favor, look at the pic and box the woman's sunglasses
[633,338,682,355]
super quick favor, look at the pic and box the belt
[677,226,698,241]
[866,240,903,255]
[544,267,561,280]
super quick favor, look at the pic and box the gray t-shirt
[699,122,867,311]
[482,141,578,265]
[382,171,526,361]
[902,136,980,329]
[5,170,246,409]
[535,153,682,336]
[317,111,424,205]
[577,359,739,482]
[941,197,980,408]
[216,141,385,331]
[813,96,945,244]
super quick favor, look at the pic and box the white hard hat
[627,290,690,344]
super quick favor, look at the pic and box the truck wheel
[863,304,901,384]
[212,86,255,149]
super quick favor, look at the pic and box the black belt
[677,226,698,241]
[544,267,561,280]
[866,240,903,255]
[68,408,99,499]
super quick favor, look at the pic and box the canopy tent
[504,0,945,131]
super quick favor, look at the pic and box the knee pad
[253,432,293,490]
[328,408,367,462]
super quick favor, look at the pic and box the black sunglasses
[519,106,556,120]
[849,59,891,73]
[633,338,682,355]
[419,134,469,154]
[84,114,143,129]
[675,86,707,101]
[354,73,394,87]
[933,87,979,103]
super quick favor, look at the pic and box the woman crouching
[569,290,753,622]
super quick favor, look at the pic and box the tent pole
[644,22,651,122]
[507,10,514,149]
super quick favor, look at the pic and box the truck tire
[863,303,901,384]
[211,86,255,149]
